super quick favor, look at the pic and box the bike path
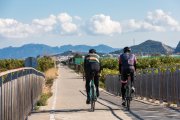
[29,65,180,120]
[99,91,180,120]
[29,65,134,120]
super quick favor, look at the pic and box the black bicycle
[89,73,97,112]
[125,75,132,110]
[120,74,133,111]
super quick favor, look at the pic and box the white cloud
[32,15,57,26]
[32,15,57,32]
[125,19,165,32]
[74,16,82,21]
[57,13,79,35]
[147,9,179,27]
[87,14,121,35]
[146,9,180,31]
[1,10,180,39]
[123,9,180,32]
[61,22,77,34]
[57,13,72,23]
[0,19,33,38]
[0,13,80,38]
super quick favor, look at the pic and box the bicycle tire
[126,99,130,111]
[91,86,95,112]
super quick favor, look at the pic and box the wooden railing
[105,67,180,107]
[0,68,45,120]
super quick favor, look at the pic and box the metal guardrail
[0,67,45,120]
[105,68,180,106]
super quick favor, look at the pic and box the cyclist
[84,49,100,104]
[118,47,137,106]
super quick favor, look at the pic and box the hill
[174,41,180,53]
[111,40,174,55]
[0,44,117,59]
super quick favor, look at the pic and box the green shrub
[0,59,24,72]
[36,92,53,106]
[37,56,54,72]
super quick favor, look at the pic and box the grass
[36,92,53,106]
[36,67,58,107]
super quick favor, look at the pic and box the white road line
[50,77,58,120]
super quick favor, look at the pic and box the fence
[0,67,45,120]
[105,67,180,106]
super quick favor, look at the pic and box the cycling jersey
[119,53,137,72]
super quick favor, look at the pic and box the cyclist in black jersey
[118,47,137,106]
[84,49,100,104]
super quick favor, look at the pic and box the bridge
[0,64,180,120]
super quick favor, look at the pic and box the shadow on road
[31,108,122,114]
[79,90,123,120]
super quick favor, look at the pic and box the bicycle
[89,72,97,112]
[120,74,133,111]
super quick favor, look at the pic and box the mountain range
[112,40,175,54]
[0,40,179,59]
[0,44,119,59]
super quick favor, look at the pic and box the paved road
[29,65,180,120]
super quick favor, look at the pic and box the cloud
[0,13,79,38]
[57,13,72,23]
[124,9,180,32]
[87,14,121,35]
[0,10,180,39]
[147,9,179,27]
[0,19,33,38]
[32,15,57,32]
[124,19,165,32]
[57,13,78,35]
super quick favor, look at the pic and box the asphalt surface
[28,65,180,120]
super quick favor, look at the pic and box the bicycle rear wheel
[91,86,95,112]
[91,101,95,111]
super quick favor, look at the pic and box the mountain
[0,44,117,59]
[112,40,174,54]
[174,41,180,53]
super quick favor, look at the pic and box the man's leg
[85,75,91,104]
[121,83,126,100]
[94,72,99,97]
[130,72,135,93]
[121,72,128,106]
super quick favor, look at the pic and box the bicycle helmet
[89,49,96,53]
[123,47,131,53]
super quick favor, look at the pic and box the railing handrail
[0,67,45,120]
[0,67,44,77]
[105,68,180,107]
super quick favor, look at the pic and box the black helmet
[123,47,131,53]
[89,49,96,53]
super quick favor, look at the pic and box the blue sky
[0,0,180,48]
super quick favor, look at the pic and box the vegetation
[69,56,180,88]
[36,66,58,107]
[0,59,24,72]
[37,56,55,72]
[0,57,58,109]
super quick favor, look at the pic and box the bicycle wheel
[126,98,130,111]
[125,85,131,110]
[91,86,95,112]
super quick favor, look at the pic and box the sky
[0,0,180,48]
